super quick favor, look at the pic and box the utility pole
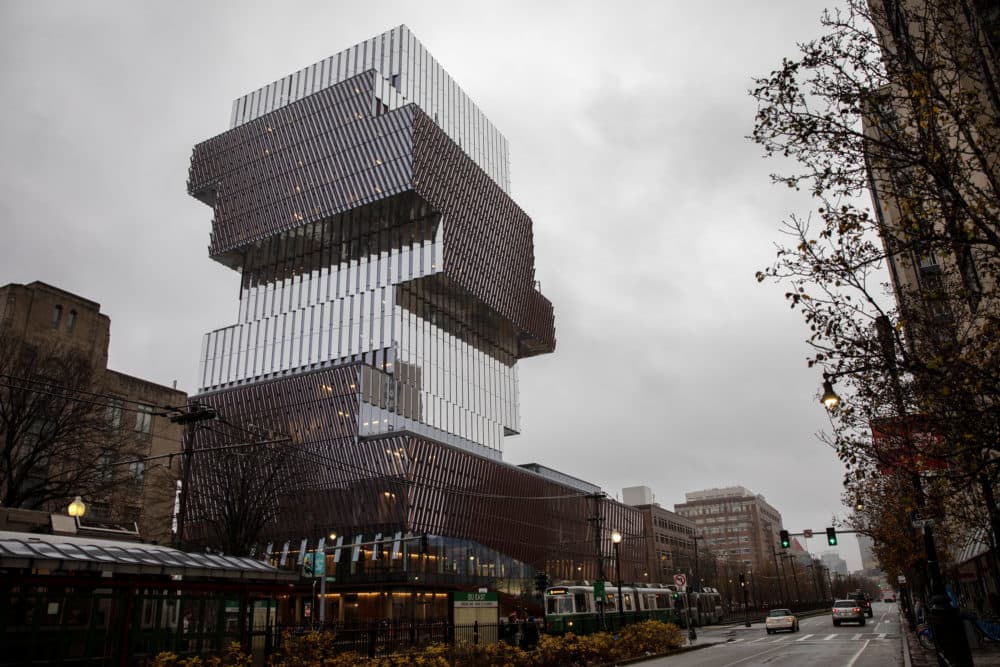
[787,554,801,603]
[587,492,607,630]
[771,544,787,603]
[170,403,217,550]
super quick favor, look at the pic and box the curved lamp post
[68,496,86,518]
[611,530,624,630]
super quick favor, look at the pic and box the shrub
[159,620,685,667]
[153,643,249,667]
[530,632,615,667]
[614,621,684,657]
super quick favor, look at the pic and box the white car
[765,608,799,634]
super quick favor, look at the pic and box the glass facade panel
[179,29,649,602]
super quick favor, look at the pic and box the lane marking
[878,633,886,639]
[825,634,838,640]
[749,637,768,643]
[852,634,863,640]
[796,633,814,641]
[846,639,872,667]
[718,645,788,667]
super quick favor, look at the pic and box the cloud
[0,0,863,569]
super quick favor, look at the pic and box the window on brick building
[135,405,153,438]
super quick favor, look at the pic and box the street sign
[453,592,498,608]
[803,529,813,538]
[912,518,935,528]
[594,581,605,598]
[673,573,687,587]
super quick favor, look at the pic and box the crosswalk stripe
[852,634,863,640]
[796,634,814,641]
[878,633,886,639]
[825,634,838,640]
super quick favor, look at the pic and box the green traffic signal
[779,529,790,549]
[826,527,838,546]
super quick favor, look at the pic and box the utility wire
[0,373,194,417]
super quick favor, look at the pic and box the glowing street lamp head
[68,496,86,518]
[611,530,622,544]
[821,379,841,410]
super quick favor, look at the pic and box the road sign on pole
[673,573,687,588]
[803,529,813,538]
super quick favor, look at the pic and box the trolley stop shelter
[0,531,298,666]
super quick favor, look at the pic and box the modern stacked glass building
[186,26,642,623]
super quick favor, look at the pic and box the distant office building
[789,536,813,567]
[674,486,784,575]
[186,26,642,623]
[623,486,700,582]
[0,281,186,544]
[857,534,880,573]
[821,550,849,576]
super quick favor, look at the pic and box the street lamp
[611,530,624,630]
[68,496,86,518]
[820,375,841,410]
[685,535,704,641]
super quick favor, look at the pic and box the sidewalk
[902,620,1000,666]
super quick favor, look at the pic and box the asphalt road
[642,602,903,667]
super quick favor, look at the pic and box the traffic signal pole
[739,574,750,627]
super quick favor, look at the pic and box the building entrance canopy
[0,531,295,581]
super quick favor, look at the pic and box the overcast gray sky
[0,0,868,569]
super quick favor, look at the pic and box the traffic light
[534,571,549,593]
[779,530,790,549]
[826,527,838,546]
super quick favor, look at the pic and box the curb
[600,640,723,666]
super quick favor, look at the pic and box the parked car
[765,608,799,634]
[832,599,866,626]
